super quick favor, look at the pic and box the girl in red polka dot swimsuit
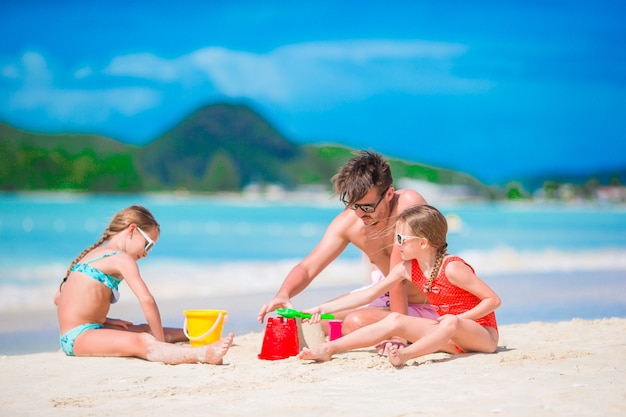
[298,204,501,367]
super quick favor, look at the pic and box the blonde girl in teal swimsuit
[54,205,233,364]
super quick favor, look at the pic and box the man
[257,150,437,334]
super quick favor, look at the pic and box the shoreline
[4,188,626,206]
[1,317,624,416]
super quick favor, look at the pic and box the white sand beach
[1,317,624,417]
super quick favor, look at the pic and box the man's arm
[257,212,352,322]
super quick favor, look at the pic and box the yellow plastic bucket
[183,309,227,346]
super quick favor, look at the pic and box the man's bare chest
[355,232,394,272]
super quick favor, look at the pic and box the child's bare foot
[201,333,234,364]
[297,345,333,362]
[384,342,408,367]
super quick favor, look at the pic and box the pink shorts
[368,295,439,319]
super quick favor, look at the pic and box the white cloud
[10,87,161,121]
[190,47,290,101]
[275,39,468,62]
[74,66,93,79]
[2,40,492,123]
[4,52,162,121]
[104,53,182,82]
[1,52,54,86]
[102,40,492,107]
[1,64,20,79]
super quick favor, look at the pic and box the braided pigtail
[64,235,107,281]
[427,243,448,290]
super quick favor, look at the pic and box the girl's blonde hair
[399,204,448,287]
[64,205,160,278]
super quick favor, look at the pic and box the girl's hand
[104,318,133,330]
[375,337,409,354]
[436,314,454,323]
[301,307,322,324]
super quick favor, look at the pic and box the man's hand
[258,296,293,323]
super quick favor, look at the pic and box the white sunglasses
[136,227,155,253]
[396,232,422,246]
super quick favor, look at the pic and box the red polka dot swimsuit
[411,256,498,330]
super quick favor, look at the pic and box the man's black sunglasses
[342,188,389,213]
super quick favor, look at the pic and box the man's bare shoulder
[394,188,428,210]
[326,208,362,238]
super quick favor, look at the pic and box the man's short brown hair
[331,150,393,206]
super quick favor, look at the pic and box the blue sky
[1,0,625,185]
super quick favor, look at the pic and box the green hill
[0,122,142,192]
[0,102,489,195]
[138,103,302,191]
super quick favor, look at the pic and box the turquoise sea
[1,193,625,354]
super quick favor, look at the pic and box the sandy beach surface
[1,317,624,417]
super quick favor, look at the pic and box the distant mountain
[0,102,490,195]
[138,103,302,191]
[137,103,490,193]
